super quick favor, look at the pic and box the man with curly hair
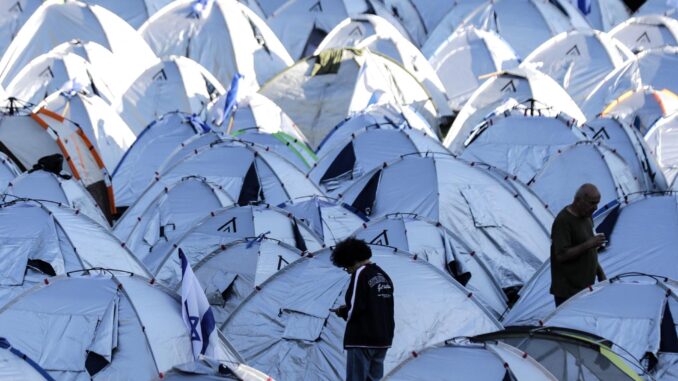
[330,237,395,381]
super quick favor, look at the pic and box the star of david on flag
[179,248,217,359]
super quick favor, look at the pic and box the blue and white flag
[179,248,217,359]
[573,0,591,15]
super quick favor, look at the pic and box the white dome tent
[338,154,551,293]
[0,0,43,59]
[443,67,586,154]
[504,194,678,326]
[646,112,678,185]
[542,274,678,380]
[423,0,590,60]
[178,237,305,325]
[352,213,508,315]
[427,26,520,112]
[115,141,323,235]
[0,337,54,381]
[0,0,157,93]
[139,204,324,287]
[383,337,556,381]
[600,86,678,134]
[259,48,449,149]
[309,126,448,196]
[112,112,208,208]
[523,30,633,106]
[38,90,137,171]
[610,15,678,53]
[116,56,225,134]
[0,101,116,218]
[0,200,149,308]
[80,0,174,29]
[474,326,648,380]
[585,116,668,191]
[3,170,109,226]
[140,0,293,89]
[582,46,678,119]
[527,141,641,213]
[113,176,235,256]
[5,50,117,107]
[314,14,451,116]
[0,271,246,381]
[222,245,502,380]
[279,196,367,245]
[316,103,438,156]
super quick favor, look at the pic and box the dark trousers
[346,347,387,381]
[554,296,569,307]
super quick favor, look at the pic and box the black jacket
[337,263,395,348]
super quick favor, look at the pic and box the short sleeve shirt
[550,207,599,298]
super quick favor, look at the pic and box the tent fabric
[161,358,271,380]
[0,337,54,381]
[635,0,678,19]
[423,0,590,60]
[523,29,633,106]
[582,46,678,119]
[112,112,207,207]
[459,110,586,184]
[6,49,117,107]
[504,194,678,327]
[542,275,678,378]
[113,176,235,257]
[0,0,43,59]
[427,26,520,112]
[222,245,502,380]
[474,327,647,381]
[279,196,367,245]
[0,0,157,93]
[646,112,678,185]
[230,132,317,171]
[241,0,407,60]
[584,116,668,191]
[260,48,446,149]
[3,170,108,227]
[316,103,439,155]
[0,104,115,216]
[339,154,551,291]
[140,0,293,89]
[526,141,642,214]
[0,272,244,380]
[181,238,304,325]
[0,151,21,193]
[139,204,325,283]
[352,213,508,316]
[79,0,174,29]
[383,338,556,381]
[443,66,586,154]
[38,90,137,171]
[610,15,678,53]
[314,14,451,117]
[569,0,630,31]
[310,126,448,196]
[116,56,225,134]
[0,200,149,308]
[207,91,309,146]
[600,86,678,134]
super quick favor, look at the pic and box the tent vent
[351,169,381,216]
[85,351,109,376]
[238,163,262,206]
[660,301,678,353]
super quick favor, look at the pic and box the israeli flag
[179,248,217,359]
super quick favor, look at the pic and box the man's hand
[330,305,348,319]
[588,233,606,249]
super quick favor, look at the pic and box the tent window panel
[28,312,99,371]
[0,238,31,285]
[282,311,326,342]
[459,187,501,228]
